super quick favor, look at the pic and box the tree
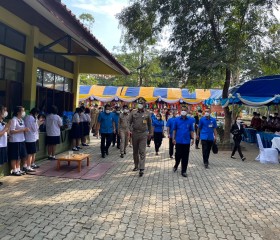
[119,0,280,144]
[79,74,98,85]
[79,13,95,31]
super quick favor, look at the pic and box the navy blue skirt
[71,123,81,139]
[0,147,8,164]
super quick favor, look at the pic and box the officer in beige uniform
[129,100,152,177]
[119,105,130,158]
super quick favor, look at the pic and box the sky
[62,0,129,52]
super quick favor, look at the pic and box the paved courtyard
[0,137,280,240]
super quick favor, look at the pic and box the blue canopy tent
[221,75,280,107]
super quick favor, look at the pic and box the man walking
[119,105,130,158]
[172,106,194,177]
[166,110,177,158]
[129,99,152,177]
[90,104,99,137]
[196,109,217,168]
[194,110,202,149]
[112,106,121,148]
[97,104,116,158]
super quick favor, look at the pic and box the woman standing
[24,108,42,171]
[152,113,165,155]
[84,108,91,144]
[0,105,10,182]
[230,117,246,161]
[45,105,62,160]
[71,107,82,151]
[8,106,29,176]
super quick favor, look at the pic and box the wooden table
[56,153,90,172]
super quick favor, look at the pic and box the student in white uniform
[24,108,42,172]
[8,106,30,176]
[0,105,10,184]
[45,105,62,160]
[84,108,91,144]
[80,106,89,147]
[71,108,82,151]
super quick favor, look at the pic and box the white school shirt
[80,112,87,122]
[24,115,39,142]
[0,121,7,147]
[9,117,25,142]
[72,113,80,123]
[85,113,91,122]
[46,114,63,137]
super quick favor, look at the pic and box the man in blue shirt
[97,104,116,158]
[112,106,121,148]
[166,110,177,158]
[172,106,194,177]
[197,108,217,168]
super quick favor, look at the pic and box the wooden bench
[56,153,90,172]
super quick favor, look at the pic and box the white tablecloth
[271,137,280,150]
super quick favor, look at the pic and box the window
[5,28,26,53]
[43,71,54,89]
[0,56,4,79]
[0,22,26,53]
[36,69,43,86]
[55,75,64,91]
[64,78,73,92]
[4,58,24,82]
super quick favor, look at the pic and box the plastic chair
[256,134,279,164]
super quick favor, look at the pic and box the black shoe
[204,164,209,169]
[112,144,115,147]
[76,146,82,149]
[147,145,150,147]
[120,154,124,158]
[170,155,173,159]
[181,173,187,178]
[139,170,144,177]
[231,156,236,159]
[11,171,22,176]
[195,146,200,149]
[47,156,54,160]
[106,151,109,155]
[0,182,2,186]
[117,146,120,149]
[242,157,246,161]
[133,167,138,171]
[156,152,159,156]
[72,147,79,151]
[82,143,89,146]
[101,153,105,158]
[173,166,177,172]
[31,164,39,169]
[124,151,126,154]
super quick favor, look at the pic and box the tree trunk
[222,68,232,144]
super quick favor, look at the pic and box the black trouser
[169,138,174,157]
[112,131,120,148]
[201,140,213,165]
[174,144,190,173]
[100,133,112,154]
[154,132,163,152]
[147,136,152,146]
[195,128,200,147]
[231,137,243,158]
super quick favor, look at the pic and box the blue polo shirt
[152,119,164,133]
[166,117,176,136]
[198,116,217,141]
[173,117,194,144]
[98,112,115,134]
[112,112,120,130]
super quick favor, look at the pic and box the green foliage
[80,74,98,86]
[79,13,95,31]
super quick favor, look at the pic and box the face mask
[116,111,120,114]
[205,112,210,117]
[105,110,110,114]
[181,111,187,116]
[3,111,8,118]
[236,120,241,124]
[124,109,129,113]
[157,117,161,120]
[138,104,143,109]
[187,114,191,117]
[22,111,26,118]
